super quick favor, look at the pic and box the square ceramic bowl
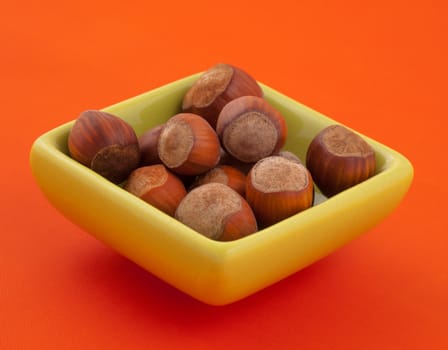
[30,73,413,305]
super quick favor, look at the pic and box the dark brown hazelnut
[67,110,140,184]
[125,164,187,216]
[246,156,314,227]
[306,124,376,197]
[138,124,164,166]
[216,96,287,163]
[157,113,221,175]
[175,183,257,241]
[182,63,263,128]
[191,165,246,197]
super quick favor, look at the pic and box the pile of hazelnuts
[67,63,376,241]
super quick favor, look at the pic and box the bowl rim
[29,72,414,304]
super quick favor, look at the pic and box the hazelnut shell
[157,113,221,175]
[190,165,246,196]
[138,124,164,166]
[175,183,257,241]
[246,156,314,227]
[67,110,140,184]
[125,164,187,217]
[182,63,263,128]
[306,124,376,197]
[216,96,287,163]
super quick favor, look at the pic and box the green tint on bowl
[30,73,413,305]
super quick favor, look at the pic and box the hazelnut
[175,183,258,241]
[138,124,164,166]
[182,63,263,128]
[157,113,221,176]
[277,150,303,165]
[306,124,376,197]
[191,165,246,196]
[246,156,314,227]
[216,96,287,163]
[124,164,187,216]
[218,148,254,174]
[67,110,140,184]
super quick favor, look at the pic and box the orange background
[1,0,447,349]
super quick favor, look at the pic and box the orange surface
[1,0,447,348]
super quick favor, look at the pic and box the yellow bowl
[29,73,413,305]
